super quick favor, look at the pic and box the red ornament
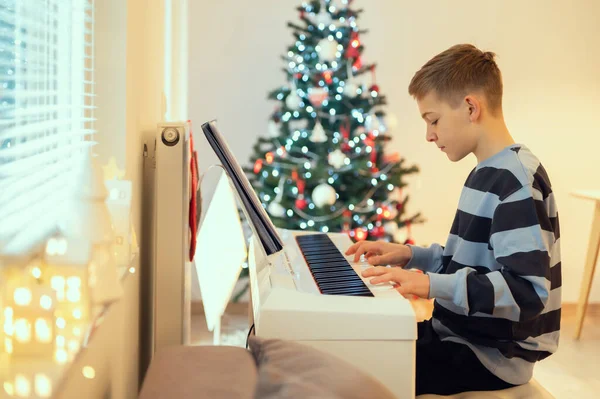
[369,65,378,93]
[396,202,404,212]
[354,228,368,241]
[345,32,361,59]
[323,71,333,85]
[341,143,351,152]
[371,226,385,238]
[343,210,352,219]
[291,168,299,182]
[352,57,362,71]
[370,147,378,172]
[295,198,308,210]
[254,159,263,174]
[383,152,401,164]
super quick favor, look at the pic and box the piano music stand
[195,166,248,345]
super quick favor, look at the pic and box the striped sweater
[407,144,561,385]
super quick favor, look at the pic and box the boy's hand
[362,266,430,299]
[345,240,412,267]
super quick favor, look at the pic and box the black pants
[416,319,517,396]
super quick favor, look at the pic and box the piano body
[248,228,417,399]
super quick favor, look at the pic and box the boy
[346,44,561,396]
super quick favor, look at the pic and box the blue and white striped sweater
[407,144,561,385]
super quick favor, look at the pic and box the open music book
[201,120,284,255]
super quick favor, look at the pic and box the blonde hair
[408,44,503,114]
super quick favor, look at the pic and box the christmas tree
[244,0,423,245]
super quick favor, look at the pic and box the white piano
[200,120,417,398]
[248,229,417,399]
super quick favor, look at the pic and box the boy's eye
[431,120,438,126]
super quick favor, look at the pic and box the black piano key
[322,287,373,296]
[318,281,368,290]
[296,234,373,297]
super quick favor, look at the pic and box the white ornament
[313,9,333,27]
[308,87,329,107]
[312,183,337,208]
[317,38,339,62]
[365,112,382,132]
[285,90,302,110]
[328,149,348,169]
[310,120,328,143]
[288,119,309,131]
[393,228,408,244]
[330,0,349,9]
[268,201,286,218]
[268,120,280,138]
[343,81,359,97]
[389,188,405,203]
[384,221,399,235]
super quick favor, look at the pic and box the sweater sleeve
[405,243,445,274]
[428,185,553,321]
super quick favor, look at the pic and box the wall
[188,0,600,303]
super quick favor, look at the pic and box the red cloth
[189,124,199,262]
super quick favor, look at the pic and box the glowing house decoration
[43,235,93,323]
[2,275,56,358]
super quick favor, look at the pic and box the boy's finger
[369,273,394,285]
[353,242,373,262]
[345,242,360,255]
[368,252,397,266]
[361,266,388,277]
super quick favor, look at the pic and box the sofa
[138,337,554,399]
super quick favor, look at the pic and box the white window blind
[0,0,95,255]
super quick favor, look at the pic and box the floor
[191,302,600,399]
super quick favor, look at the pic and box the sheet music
[201,120,284,255]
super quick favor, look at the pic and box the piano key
[321,287,373,296]
[318,281,369,290]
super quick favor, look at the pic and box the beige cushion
[248,336,396,399]
[417,378,554,399]
[139,345,257,399]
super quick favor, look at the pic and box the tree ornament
[268,177,287,218]
[345,31,361,59]
[268,202,286,218]
[368,65,379,95]
[253,159,263,174]
[285,89,302,110]
[352,57,362,71]
[365,111,381,132]
[310,120,328,143]
[317,38,339,62]
[328,149,348,169]
[322,70,333,85]
[312,183,337,208]
[313,8,333,27]
[393,228,408,244]
[295,178,307,210]
[308,87,329,107]
[384,221,399,235]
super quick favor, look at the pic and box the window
[0,0,95,255]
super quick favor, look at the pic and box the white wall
[188,0,600,303]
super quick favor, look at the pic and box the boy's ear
[464,95,481,122]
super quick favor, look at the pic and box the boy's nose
[426,131,437,142]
